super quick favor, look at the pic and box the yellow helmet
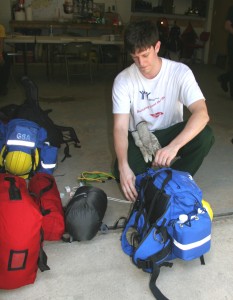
[202,199,213,221]
[1,147,39,179]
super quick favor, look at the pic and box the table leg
[22,43,28,75]
[46,43,50,80]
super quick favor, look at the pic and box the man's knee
[197,125,215,152]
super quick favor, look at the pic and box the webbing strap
[136,230,172,270]
[39,176,54,216]
[5,176,22,200]
[152,169,172,191]
[149,262,170,300]
[38,176,54,198]
[38,229,50,272]
[200,255,205,265]
[61,142,71,162]
[136,227,173,299]
[29,148,36,179]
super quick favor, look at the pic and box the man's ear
[154,41,161,54]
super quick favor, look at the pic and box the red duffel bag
[0,174,49,290]
[28,173,65,241]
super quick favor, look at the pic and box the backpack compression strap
[137,239,173,300]
[149,261,173,300]
[136,225,173,300]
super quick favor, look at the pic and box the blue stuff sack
[0,119,58,178]
[5,118,47,153]
[39,143,58,174]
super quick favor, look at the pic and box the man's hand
[152,145,179,168]
[119,165,138,202]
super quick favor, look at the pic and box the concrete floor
[0,62,233,299]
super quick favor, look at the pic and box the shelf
[130,12,206,28]
[9,20,124,36]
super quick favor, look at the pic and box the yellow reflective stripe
[7,140,35,147]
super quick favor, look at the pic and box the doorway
[208,1,231,67]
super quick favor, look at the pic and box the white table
[5,34,124,78]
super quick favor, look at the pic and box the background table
[5,35,124,79]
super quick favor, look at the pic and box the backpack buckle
[153,230,164,244]
[137,258,152,270]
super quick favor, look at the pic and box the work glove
[136,121,161,156]
[131,130,152,163]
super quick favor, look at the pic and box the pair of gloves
[132,121,161,163]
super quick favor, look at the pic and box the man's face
[130,42,160,78]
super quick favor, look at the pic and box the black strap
[149,261,171,300]
[30,175,54,216]
[56,125,81,162]
[55,125,81,146]
[100,217,127,233]
[38,229,50,272]
[5,176,22,200]
[38,176,54,198]
[39,176,54,216]
[200,255,205,265]
[61,142,71,162]
[38,247,50,272]
[28,148,36,179]
[152,169,172,192]
[136,226,173,299]
[136,227,172,270]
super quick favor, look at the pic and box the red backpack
[28,173,65,241]
[0,174,49,290]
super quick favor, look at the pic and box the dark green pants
[113,121,215,179]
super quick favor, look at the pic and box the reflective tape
[41,161,56,169]
[7,140,35,147]
[173,235,211,251]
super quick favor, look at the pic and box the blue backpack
[121,168,212,300]
[0,118,58,178]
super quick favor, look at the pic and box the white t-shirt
[112,58,205,132]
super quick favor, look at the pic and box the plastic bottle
[177,214,188,224]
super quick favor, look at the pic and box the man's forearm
[114,129,129,171]
[169,109,209,151]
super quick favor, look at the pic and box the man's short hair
[124,20,159,54]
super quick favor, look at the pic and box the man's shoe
[217,76,228,92]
